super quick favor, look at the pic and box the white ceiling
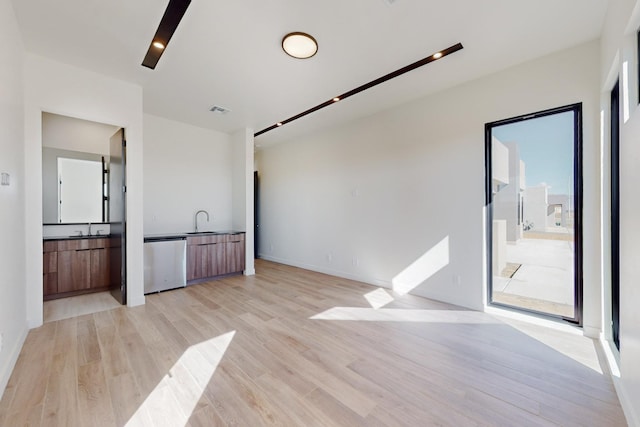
[11,0,608,146]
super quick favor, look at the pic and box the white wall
[0,0,28,399]
[42,112,117,155]
[257,41,600,317]
[143,114,233,234]
[493,141,524,242]
[231,128,255,275]
[601,0,640,425]
[24,54,145,326]
[524,185,549,232]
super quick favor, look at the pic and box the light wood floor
[44,291,122,323]
[0,260,627,426]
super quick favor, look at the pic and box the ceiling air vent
[382,0,398,5]
[209,105,231,114]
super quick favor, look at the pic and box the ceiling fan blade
[142,0,191,69]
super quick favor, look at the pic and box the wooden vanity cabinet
[43,241,58,296]
[90,245,110,289]
[44,238,111,300]
[57,246,90,293]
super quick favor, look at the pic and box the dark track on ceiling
[254,42,464,137]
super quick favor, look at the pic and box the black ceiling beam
[255,42,464,137]
[142,0,191,69]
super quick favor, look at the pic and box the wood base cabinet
[223,234,245,275]
[44,238,111,300]
[187,232,245,283]
[57,248,90,293]
[43,241,58,296]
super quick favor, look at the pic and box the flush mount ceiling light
[282,32,318,59]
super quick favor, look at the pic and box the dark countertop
[44,234,111,241]
[143,230,245,243]
[45,231,245,242]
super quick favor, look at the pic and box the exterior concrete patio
[493,235,575,317]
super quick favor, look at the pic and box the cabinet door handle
[76,249,91,252]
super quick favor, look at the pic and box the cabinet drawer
[187,234,226,245]
[89,238,110,249]
[57,239,90,251]
[226,233,245,243]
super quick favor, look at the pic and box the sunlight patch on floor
[126,331,236,427]
[311,307,501,324]
[496,315,604,374]
[364,288,394,309]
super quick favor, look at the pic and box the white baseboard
[0,325,28,400]
[599,338,639,427]
[258,254,483,311]
[258,255,480,311]
[613,374,640,427]
[258,254,391,289]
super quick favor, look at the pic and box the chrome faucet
[88,222,92,236]
[195,210,209,233]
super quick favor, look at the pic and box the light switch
[1,173,9,186]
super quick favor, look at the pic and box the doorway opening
[41,112,127,322]
[485,104,583,324]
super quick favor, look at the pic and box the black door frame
[108,128,127,306]
[611,81,620,349]
[485,103,583,325]
[254,171,259,259]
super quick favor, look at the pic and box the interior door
[109,128,127,305]
[254,171,259,259]
[611,80,620,349]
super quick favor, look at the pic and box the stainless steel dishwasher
[143,236,187,294]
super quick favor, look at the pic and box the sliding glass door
[485,104,583,324]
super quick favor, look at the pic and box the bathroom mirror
[58,157,103,223]
[42,148,108,224]
[42,112,118,224]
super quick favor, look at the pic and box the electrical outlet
[352,256,360,267]
[326,252,333,263]
[453,274,461,286]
